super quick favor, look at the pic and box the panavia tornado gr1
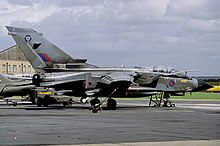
[6,26,212,112]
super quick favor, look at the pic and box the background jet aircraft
[0,74,35,98]
[6,26,212,110]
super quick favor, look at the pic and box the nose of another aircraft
[193,79,213,92]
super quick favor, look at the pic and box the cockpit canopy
[144,66,178,73]
[152,66,177,73]
[144,66,191,79]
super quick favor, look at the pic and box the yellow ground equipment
[207,85,220,93]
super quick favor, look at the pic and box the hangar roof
[0,45,28,61]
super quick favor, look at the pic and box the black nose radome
[193,79,213,92]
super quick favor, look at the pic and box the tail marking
[38,53,52,62]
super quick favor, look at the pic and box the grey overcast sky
[0,0,220,76]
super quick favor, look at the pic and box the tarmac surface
[0,99,220,146]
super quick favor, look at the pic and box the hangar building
[0,45,35,74]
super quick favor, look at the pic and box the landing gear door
[86,74,97,90]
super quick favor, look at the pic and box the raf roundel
[169,80,175,87]
[24,35,32,42]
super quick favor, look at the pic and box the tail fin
[0,74,13,83]
[6,26,77,69]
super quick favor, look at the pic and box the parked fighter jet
[6,26,212,111]
[0,74,35,98]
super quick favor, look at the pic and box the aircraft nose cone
[193,79,213,92]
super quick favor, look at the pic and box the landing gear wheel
[90,98,100,107]
[37,97,43,107]
[43,95,50,107]
[90,98,101,113]
[12,102,17,106]
[107,99,117,110]
[163,101,168,107]
[62,102,68,106]
[91,108,98,113]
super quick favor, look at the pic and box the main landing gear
[149,92,175,107]
[89,88,118,113]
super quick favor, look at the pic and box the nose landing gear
[149,92,175,107]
